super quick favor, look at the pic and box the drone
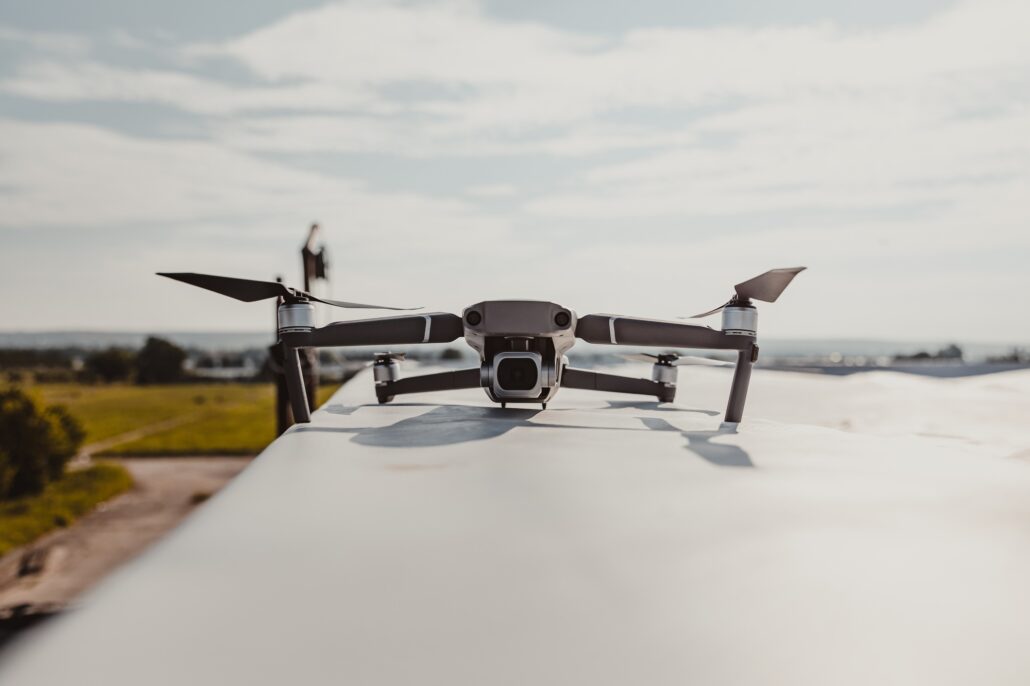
[159,267,805,424]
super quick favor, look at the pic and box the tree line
[2,336,187,385]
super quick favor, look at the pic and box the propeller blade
[308,294,419,311]
[158,272,419,310]
[158,272,290,302]
[620,352,730,367]
[674,355,732,367]
[365,352,407,368]
[685,302,732,319]
[734,266,806,302]
[620,353,660,363]
[685,266,806,318]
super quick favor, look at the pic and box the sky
[0,0,1027,341]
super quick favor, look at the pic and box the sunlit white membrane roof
[2,366,1030,685]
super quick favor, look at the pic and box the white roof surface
[2,366,1030,685]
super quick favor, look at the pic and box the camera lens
[465,311,482,326]
[496,358,539,391]
[554,311,570,327]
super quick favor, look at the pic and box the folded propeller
[620,352,732,367]
[158,272,419,311]
[687,267,806,319]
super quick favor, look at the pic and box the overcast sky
[0,0,1027,340]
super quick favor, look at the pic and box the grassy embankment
[26,383,338,456]
[0,463,133,557]
[1,382,338,556]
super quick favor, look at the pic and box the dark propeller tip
[157,272,288,302]
[734,266,806,303]
[686,266,807,318]
[158,272,419,310]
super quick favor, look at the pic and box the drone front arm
[281,312,464,348]
[575,314,752,351]
[276,313,464,424]
[575,314,758,423]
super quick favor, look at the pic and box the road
[0,458,251,646]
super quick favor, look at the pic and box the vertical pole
[724,345,756,423]
[273,276,291,436]
[301,223,321,414]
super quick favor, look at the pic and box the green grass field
[24,383,338,456]
[0,463,133,558]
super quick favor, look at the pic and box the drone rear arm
[561,367,675,402]
[374,368,481,404]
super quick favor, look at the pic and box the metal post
[272,276,291,436]
[300,223,326,415]
[272,225,330,434]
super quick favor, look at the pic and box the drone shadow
[322,404,363,416]
[638,417,753,468]
[303,404,748,464]
[296,405,654,448]
[601,400,720,416]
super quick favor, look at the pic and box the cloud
[0,61,379,116]
[0,118,506,242]
[465,183,518,198]
[0,0,1028,337]
[0,25,91,57]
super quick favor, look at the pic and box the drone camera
[492,352,543,398]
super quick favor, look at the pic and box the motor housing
[278,302,316,334]
[721,305,757,336]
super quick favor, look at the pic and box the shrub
[136,336,186,384]
[0,389,86,499]
[0,463,133,557]
[440,347,465,360]
[0,349,72,369]
[84,347,135,383]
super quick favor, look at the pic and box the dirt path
[70,414,207,467]
[0,457,252,618]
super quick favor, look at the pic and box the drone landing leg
[724,348,756,423]
[283,344,312,423]
[561,367,675,403]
